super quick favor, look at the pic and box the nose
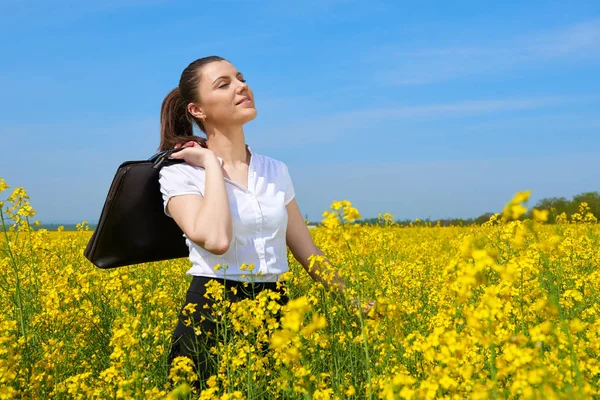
[237,79,249,93]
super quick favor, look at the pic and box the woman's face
[191,60,257,128]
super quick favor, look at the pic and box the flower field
[1,178,599,399]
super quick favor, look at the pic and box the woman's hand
[170,141,218,168]
[350,297,376,318]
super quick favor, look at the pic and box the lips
[236,96,251,105]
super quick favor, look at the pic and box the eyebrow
[213,72,243,84]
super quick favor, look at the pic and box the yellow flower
[569,318,586,334]
[270,329,295,350]
[502,190,531,221]
[532,208,549,223]
[300,314,326,337]
[0,178,9,193]
[168,356,198,385]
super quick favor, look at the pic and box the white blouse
[158,145,295,282]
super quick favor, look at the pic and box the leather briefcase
[84,148,190,269]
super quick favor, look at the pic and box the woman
[157,56,362,388]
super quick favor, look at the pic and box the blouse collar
[215,144,253,167]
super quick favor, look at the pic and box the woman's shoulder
[159,162,206,180]
[162,161,205,171]
[255,152,288,172]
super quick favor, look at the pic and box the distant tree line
[350,191,600,227]
[34,223,98,231]
[525,191,600,224]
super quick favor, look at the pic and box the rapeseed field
[1,177,599,399]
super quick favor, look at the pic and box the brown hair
[158,56,227,151]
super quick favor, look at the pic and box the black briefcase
[84,148,189,269]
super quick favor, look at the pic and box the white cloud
[330,96,570,120]
[529,20,600,58]
[371,19,600,85]
[253,95,582,149]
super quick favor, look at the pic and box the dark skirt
[167,275,289,389]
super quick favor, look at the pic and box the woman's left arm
[285,198,346,293]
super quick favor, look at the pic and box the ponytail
[158,87,208,151]
[159,56,227,151]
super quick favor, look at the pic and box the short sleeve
[158,164,204,218]
[282,162,295,206]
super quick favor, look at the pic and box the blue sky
[1,0,599,223]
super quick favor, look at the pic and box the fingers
[173,141,196,150]
[170,148,187,159]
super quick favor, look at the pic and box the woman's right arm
[166,146,232,255]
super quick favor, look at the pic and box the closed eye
[218,79,246,89]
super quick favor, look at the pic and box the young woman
[157,56,363,388]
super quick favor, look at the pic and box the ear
[187,102,206,120]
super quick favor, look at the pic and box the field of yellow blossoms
[1,177,599,399]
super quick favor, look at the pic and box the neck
[205,125,250,166]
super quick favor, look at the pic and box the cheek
[205,93,234,117]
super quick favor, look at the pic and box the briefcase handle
[149,141,203,169]
[149,147,186,169]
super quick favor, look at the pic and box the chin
[240,109,258,124]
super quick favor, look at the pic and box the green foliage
[531,191,600,223]
[353,191,600,227]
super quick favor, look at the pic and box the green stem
[488,315,498,399]
[340,220,373,399]
[0,209,30,378]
